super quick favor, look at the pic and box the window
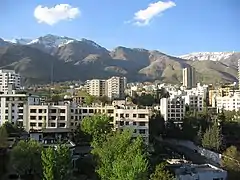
[89,109,94,113]
[133,114,137,118]
[30,109,37,113]
[82,109,87,113]
[59,116,65,120]
[30,116,36,120]
[38,123,42,127]
[30,122,36,127]
[139,129,146,134]
[120,114,124,118]
[59,109,65,113]
[50,123,56,127]
[120,121,124,126]
[138,114,146,118]
[133,122,136,125]
[125,114,129,118]
[107,109,114,114]
[115,113,118,117]
[50,109,57,113]
[59,123,66,127]
[125,121,129,125]
[139,122,145,126]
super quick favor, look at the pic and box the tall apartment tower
[0,69,21,93]
[106,76,127,100]
[87,79,106,97]
[182,67,196,89]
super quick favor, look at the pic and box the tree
[81,114,112,139]
[202,121,222,151]
[195,126,202,145]
[149,111,165,140]
[92,130,148,180]
[11,140,43,177]
[85,95,95,105]
[150,162,175,180]
[0,125,8,148]
[55,145,72,180]
[42,145,72,180]
[221,146,240,180]
[42,147,55,180]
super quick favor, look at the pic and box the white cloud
[34,4,80,25]
[132,1,176,26]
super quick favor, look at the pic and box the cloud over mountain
[34,4,80,25]
[132,1,176,26]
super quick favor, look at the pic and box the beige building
[86,79,106,97]
[182,67,196,89]
[0,69,21,93]
[25,101,151,144]
[114,106,150,144]
[106,76,127,100]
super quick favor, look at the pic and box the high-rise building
[0,69,21,93]
[106,76,127,100]
[86,79,106,97]
[182,67,196,89]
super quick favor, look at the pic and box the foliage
[221,146,240,180]
[42,147,55,180]
[85,95,96,105]
[132,93,155,106]
[149,111,165,140]
[202,121,222,151]
[150,162,175,180]
[81,114,112,139]
[55,145,72,180]
[42,145,72,180]
[195,126,202,145]
[0,125,8,148]
[92,130,148,180]
[2,122,24,136]
[11,140,43,177]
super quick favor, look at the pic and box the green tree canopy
[150,162,175,180]
[81,114,112,139]
[11,140,43,177]
[92,130,148,180]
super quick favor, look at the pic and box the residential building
[86,79,106,97]
[215,93,240,112]
[171,163,227,180]
[106,76,127,100]
[114,105,150,144]
[0,69,21,93]
[239,59,240,90]
[182,67,196,89]
[160,95,185,123]
[183,94,204,111]
[0,86,39,126]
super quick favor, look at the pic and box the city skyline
[0,0,239,55]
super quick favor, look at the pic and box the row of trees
[80,114,174,180]
[10,140,72,180]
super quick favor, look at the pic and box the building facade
[86,79,106,97]
[182,67,196,89]
[106,76,127,100]
[0,69,21,93]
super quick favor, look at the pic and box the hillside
[0,34,239,85]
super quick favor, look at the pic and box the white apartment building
[86,79,106,97]
[26,103,71,133]
[215,94,240,112]
[0,69,21,92]
[183,94,204,111]
[106,76,127,100]
[160,95,185,123]
[0,87,39,126]
[114,106,150,144]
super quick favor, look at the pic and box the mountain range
[0,34,239,85]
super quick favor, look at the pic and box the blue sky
[0,0,239,55]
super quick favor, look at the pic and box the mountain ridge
[0,34,239,85]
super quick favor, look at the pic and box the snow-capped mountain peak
[6,38,32,45]
[179,52,236,61]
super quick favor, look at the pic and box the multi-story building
[86,79,106,97]
[182,67,196,89]
[26,101,151,144]
[183,94,204,111]
[25,103,71,137]
[106,76,127,100]
[114,106,150,144]
[0,86,39,126]
[160,95,185,123]
[0,69,21,92]
[215,93,240,112]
